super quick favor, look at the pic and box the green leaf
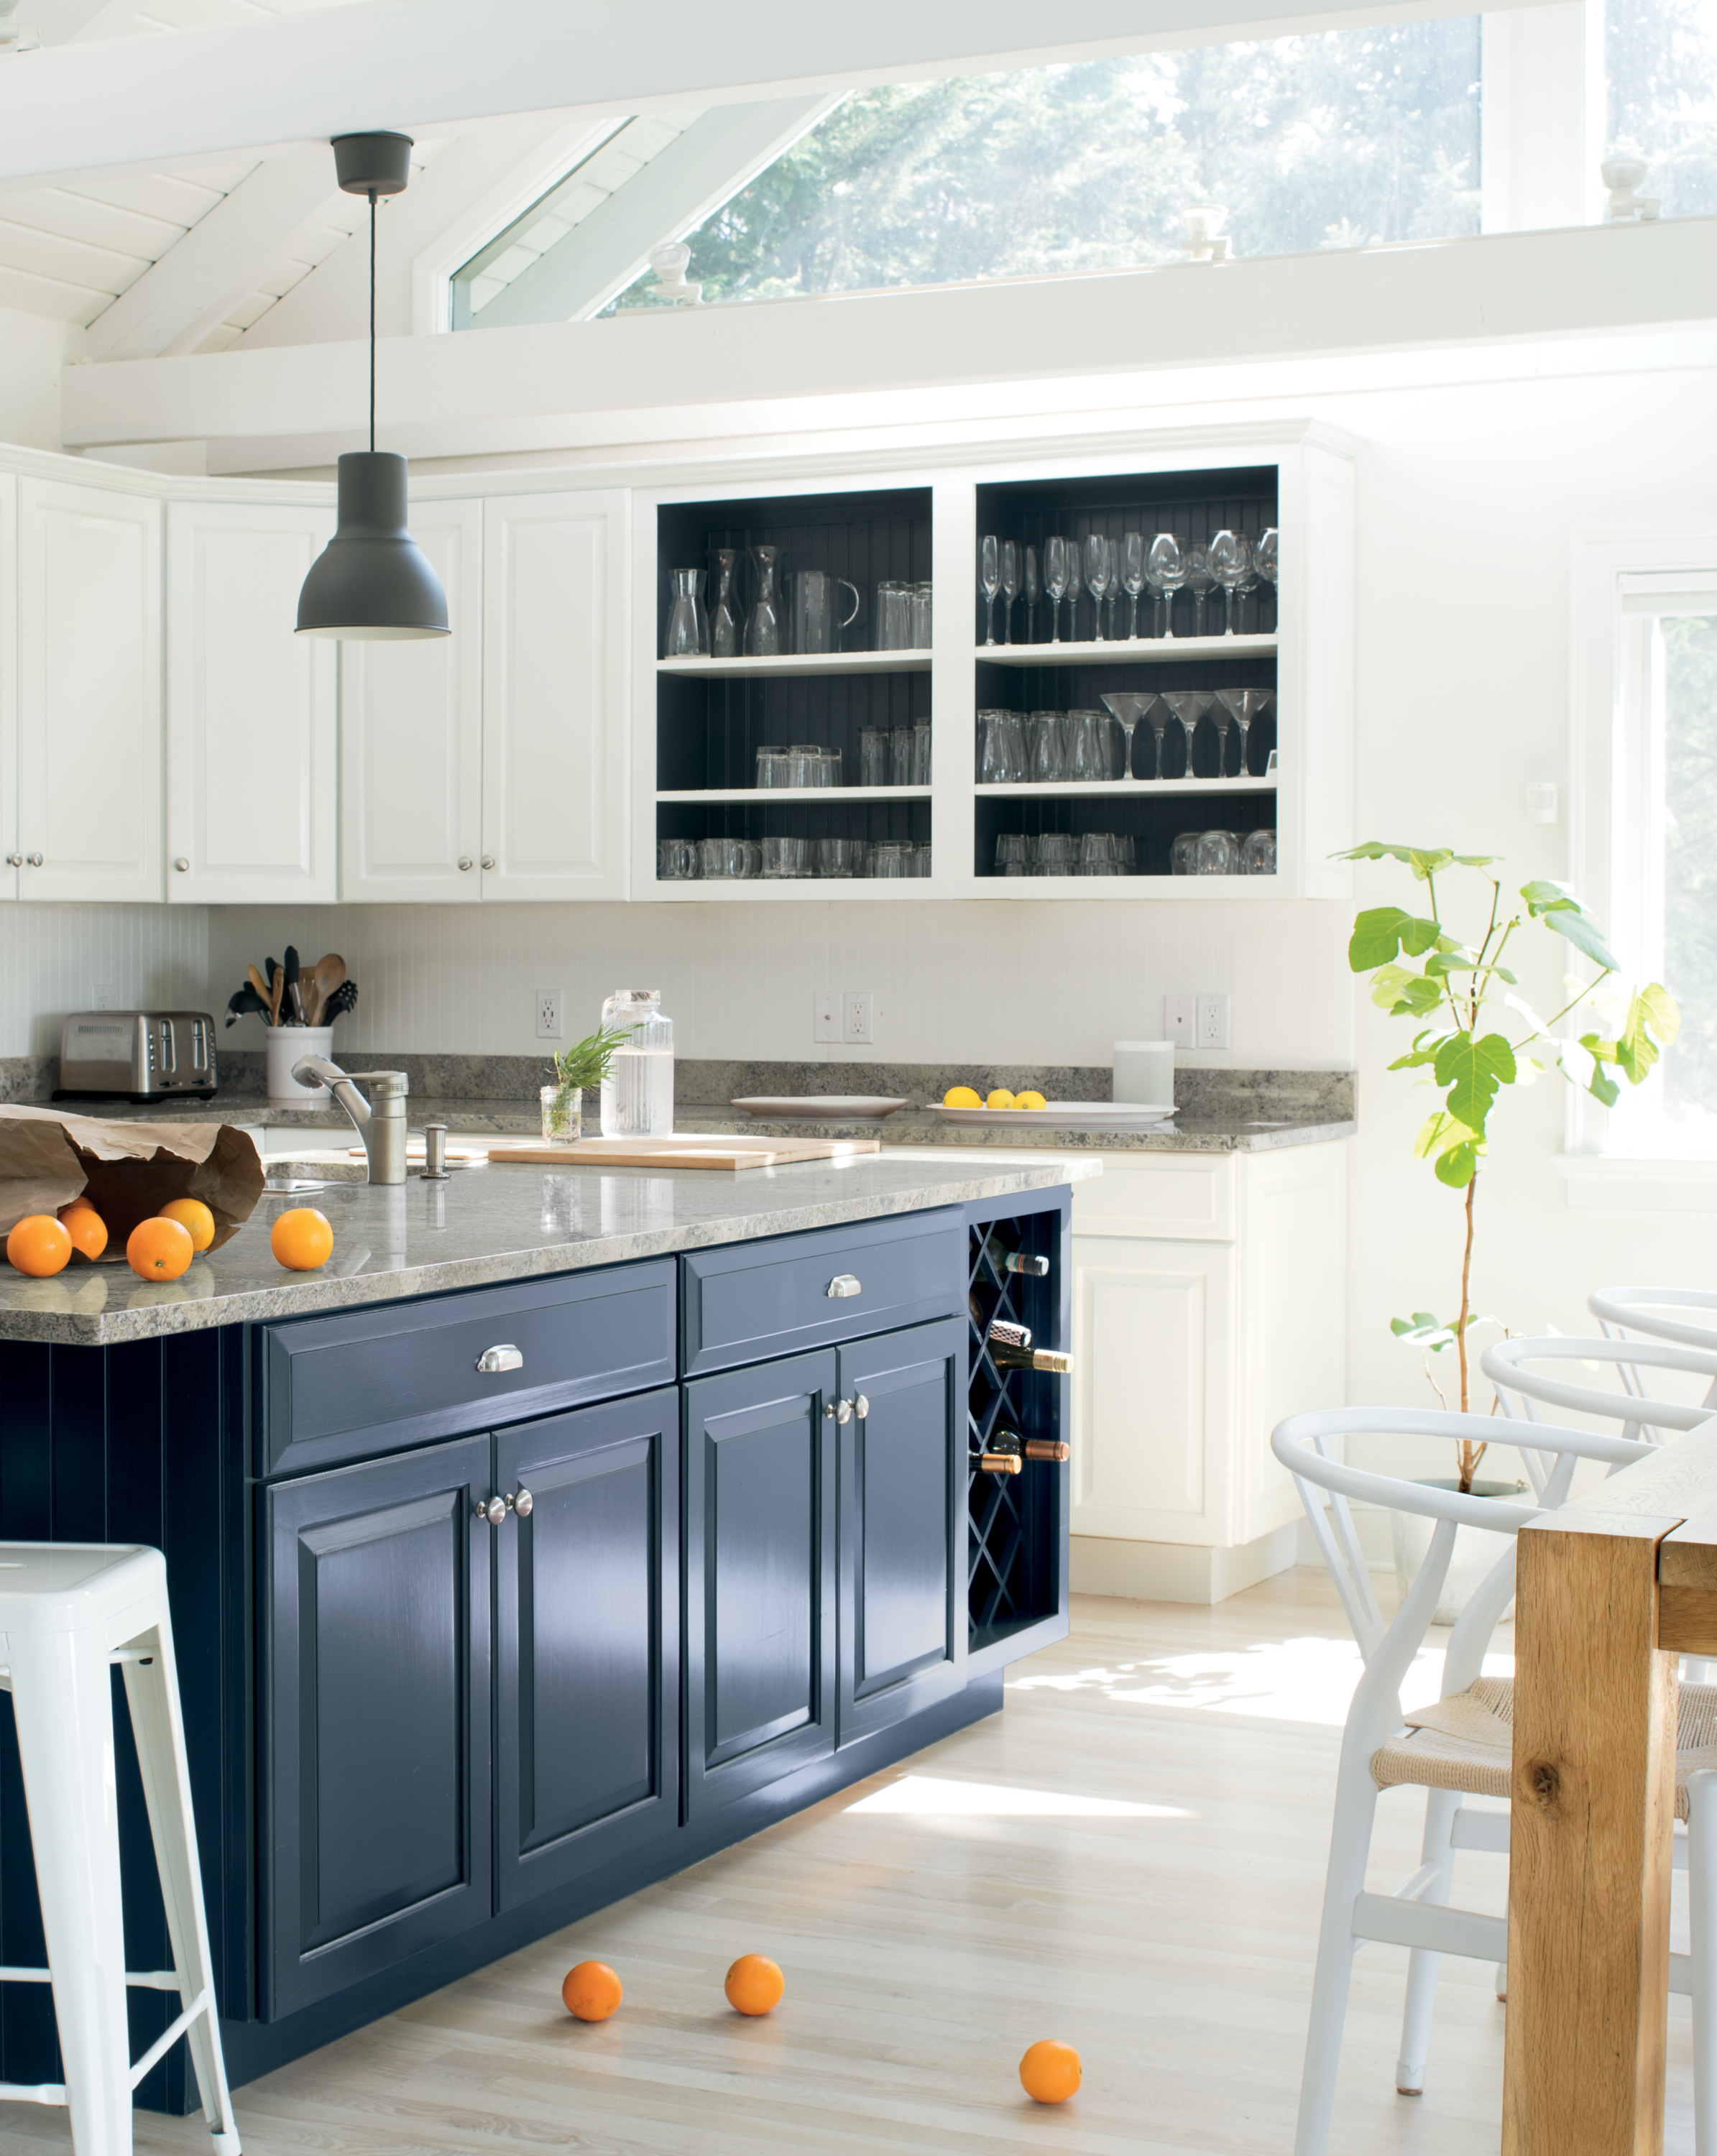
[1520,878,1576,911]
[1588,1066,1621,1108]
[1539,904,1621,974]
[1435,1140,1481,1187]
[1335,841,1496,878]
[1432,1031,1517,1136]
[1349,907,1442,971]
[1389,1046,1440,1071]
[1413,1110,1476,1160]
[1391,1311,1445,1338]
[1424,948,1480,977]
[1389,977,1445,1017]
[1615,982,1683,1083]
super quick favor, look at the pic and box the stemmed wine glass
[1158,691,1210,778]
[1214,689,1271,777]
[1207,530,1253,636]
[980,534,1000,646]
[1146,533,1186,638]
[1000,540,1020,645]
[1255,528,1279,627]
[1105,553,1124,639]
[1023,545,1041,644]
[1083,534,1110,642]
[1120,531,1146,640]
[1043,535,1068,645]
[1184,544,1215,636]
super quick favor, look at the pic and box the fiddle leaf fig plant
[1340,842,1681,1491]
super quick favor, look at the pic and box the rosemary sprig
[550,1024,637,1119]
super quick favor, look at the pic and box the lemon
[1015,1090,1047,1112]
[943,1085,982,1108]
[986,1089,1018,1111]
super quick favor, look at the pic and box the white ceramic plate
[731,1096,910,1120]
[932,1100,1175,1128]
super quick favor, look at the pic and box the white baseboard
[1070,1522,1299,1605]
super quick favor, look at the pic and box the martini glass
[1100,691,1156,780]
[1215,688,1272,778]
[1158,691,1211,780]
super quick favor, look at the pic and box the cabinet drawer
[680,1210,964,1376]
[259,1260,677,1477]
[1071,1153,1236,1241]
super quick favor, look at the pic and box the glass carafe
[709,548,742,658]
[599,990,674,1138]
[663,566,708,658]
[743,545,784,657]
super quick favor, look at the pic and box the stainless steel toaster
[55,1012,218,1102]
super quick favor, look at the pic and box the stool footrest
[129,1989,210,2091]
[0,2080,69,2105]
[0,1965,187,1991]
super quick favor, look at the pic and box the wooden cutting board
[489,1134,882,1170]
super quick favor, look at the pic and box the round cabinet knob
[25,852,42,868]
[481,855,497,871]
[825,1397,853,1425]
[512,1488,533,1519]
[4,854,20,869]
[483,1494,508,1527]
[852,1393,869,1420]
[457,856,473,872]
[173,857,190,872]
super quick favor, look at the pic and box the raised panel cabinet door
[17,478,162,903]
[684,1350,837,1818]
[262,1433,492,2020]
[494,1390,681,1909]
[341,498,484,902]
[481,490,628,900]
[166,500,336,903]
[0,469,15,901]
[836,1319,965,1746]
[1067,1233,1236,1547]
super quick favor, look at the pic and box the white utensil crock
[266,1026,334,1105]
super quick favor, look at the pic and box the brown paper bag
[0,1107,265,1258]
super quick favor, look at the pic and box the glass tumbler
[1242,828,1278,875]
[699,836,745,878]
[1196,829,1240,875]
[913,720,932,786]
[891,726,914,787]
[1038,831,1077,876]
[860,727,890,787]
[868,842,909,878]
[911,582,934,648]
[785,745,820,788]
[755,745,789,788]
[818,837,861,877]
[741,839,763,878]
[1028,711,1065,782]
[875,580,914,650]
[996,832,1032,877]
[1171,832,1200,875]
[656,839,698,880]
[761,836,808,878]
[1066,710,1108,781]
[814,748,842,787]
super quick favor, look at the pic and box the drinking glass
[814,747,842,788]
[1022,546,1040,643]
[709,548,742,658]
[1207,530,1253,636]
[1028,710,1065,782]
[1000,540,1021,646]
[1105,554,1124,640]
[913,719,932,786]
[699,836,745,878]
[979,534,1000,645]
[868,841,909,878]
[875,579,915,650]
[1099,691,1151,780]
[663,567,709,657]
[1067,709,1108,781]
[978,711,1012,785]
[1158,690,1210,780]
[1146,533,1186,638]
[860,727,890,787]
[1083,534,1110,642]
[742,544,784,656]
[761,836,808,878]
[741,839,763,878]
[891,725,914,787]
[910,842,933,878]
[1043,535,1068,645]
[783,745,816,788]
[1120,531,1146,640]
[1256,528,1279,595]
[1117,834,1136,874]
[1171,832,1200,875]
[1197,829,1240,875]
[1213,688,1271,777]
[912,582,934,648]
[1242,827,1278,875]
[1038,831,1077,876]
[996,832,1033,876]
[656,839,698,880]
[1080,832,1118,874]
[755,745,789,788]
[819,837,862,877]
[1184,544,1215,636]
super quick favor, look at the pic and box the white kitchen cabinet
[482,490,628,902]
[17,477,162,904]
[341,499,484,903]
[0,471,15,903]
[166,500,336,904]
[1069,1141,1348,1602]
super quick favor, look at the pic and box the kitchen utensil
[788,568,861,655]
[265,1023,334,1102]
[731,1097,908,1120]
[663,567,709,658]
[305,954,347,1028]
[742,545,784,656]
[322,980,358,1023]
[247,963,270,1008]
[709,548,742,658]
[931,1100,1174,1129]
[226,985,269,1028]
[264,959,283,1026]
[282,947,303,1024]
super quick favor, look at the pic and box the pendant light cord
[369,188,377,455]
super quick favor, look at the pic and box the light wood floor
[1,1572,1700,2154]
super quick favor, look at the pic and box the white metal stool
[0,1543,239,2155]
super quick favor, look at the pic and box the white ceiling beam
[34,0,111,41]
[83,149,341,360]
[472,97,840,329]
[60,220,1717,464]
[0,0,1567,190]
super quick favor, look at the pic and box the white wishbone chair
[1273,1406,1717,2156]
[1590,1286,1717,1407]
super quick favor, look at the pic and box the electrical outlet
[1164,995,1195,1048]
[1197,993,1230,1049]
[843,992,874,1045]
[814,991,842,1044]
[535,987,564,1041]
[92,984,116,1011]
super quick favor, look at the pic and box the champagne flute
[1043,535,1067,645]
[1146,533,1186,639]
[1083,534,1110,643]
[1000,540,1021,646]
[979,534,1000,646]
[1103,553,1122,640]
[1023,545,1041,644]
[1207,530,1252,637]
[1120,531,1145,640]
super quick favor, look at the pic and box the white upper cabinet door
[0,471,16,902]
[481,490,628,901]
[17,479,162,904]
[165,500,336,904]
[340,499,483,903]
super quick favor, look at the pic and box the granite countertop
[0,1151,1099,1348]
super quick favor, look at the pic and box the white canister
[1113,1040,1175,1107]
[265,1026,335,1104]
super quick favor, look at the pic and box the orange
[158,1197,215,1252]
[1018,2039,1081,2105]
[270,1208,333,1272]
[723,1954,784,2017]
[560,1961,622,2022]
[57,1200,108,1261]
[126,1216,193,1282]
[6,1214,73,1278]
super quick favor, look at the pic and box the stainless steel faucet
[290,1056,410,1184]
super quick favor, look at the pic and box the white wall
[0,305,80,454]
[0,904,209,1057]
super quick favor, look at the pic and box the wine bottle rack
[965,1192,1071,1672]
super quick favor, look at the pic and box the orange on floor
[561,1962,622,2022]
[1018,2040,1081,2104]
[723,1955,783,2016]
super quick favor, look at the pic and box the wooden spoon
[304,953,346,1028]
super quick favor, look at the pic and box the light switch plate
[535,987,564,1041]
[1164,995,1195,1047]
[814,992,841,1044]
[1197,993,1230,1049]
[843,992,874,1045]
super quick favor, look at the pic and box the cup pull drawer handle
[826,1274,862,1299]
[477,1344,523,1373]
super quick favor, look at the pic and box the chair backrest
[1589,1287,1717,1406]
[1482,1334,1717,1448]
[1273,1408,1652,1755]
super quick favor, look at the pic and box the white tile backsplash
[0,903,211,1056]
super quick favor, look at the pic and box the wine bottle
[1023,1438,1071,1463]
[977,1451,1022,1475]
[988,1428,1070,1466]
[988,1317,1033,1351]
[982,1236,1050,1279]
[990,1341,1073,1375]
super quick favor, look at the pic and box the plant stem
[1456,1170,1480,1490]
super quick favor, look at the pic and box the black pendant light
[297,132,450,641]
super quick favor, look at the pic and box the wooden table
[1505,1419,1717,2155]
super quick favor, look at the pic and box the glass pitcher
[663,567,708,658]
[599,990,674,1138]
[743,545,784,657]
[709,548,742,658]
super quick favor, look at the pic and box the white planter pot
[265,1026,334,1105]
[1391,1479,1526,1626]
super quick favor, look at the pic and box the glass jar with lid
[599,989,674,1138]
